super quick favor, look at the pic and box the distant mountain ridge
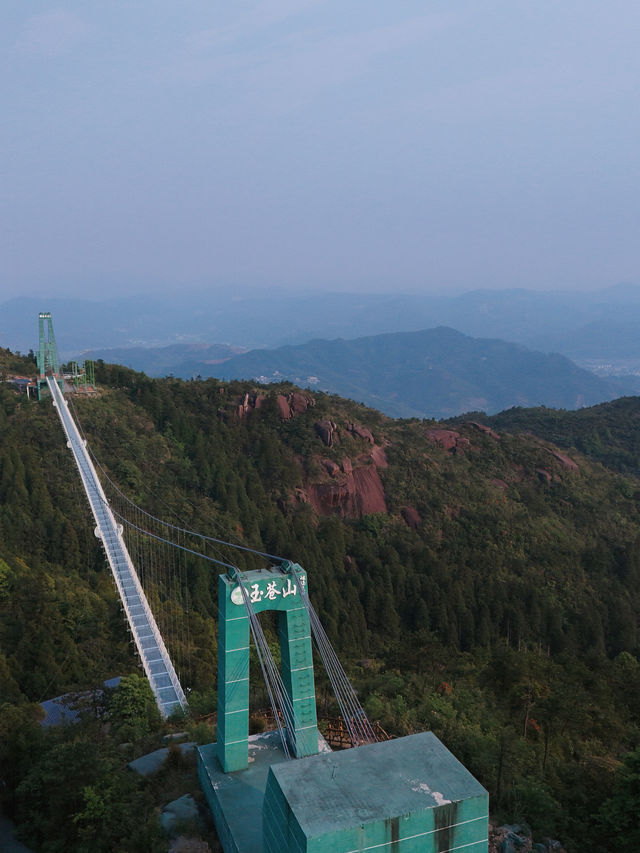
[4,283,640,369]
[208,327,639,419]
[84,342,244,376]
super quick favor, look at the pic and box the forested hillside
[465,396,640,477]
[1,356,639,851]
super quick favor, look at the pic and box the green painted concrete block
[263,731,489,853]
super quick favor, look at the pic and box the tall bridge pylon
[37,312,63,400]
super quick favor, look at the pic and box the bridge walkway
[47,376,187,717]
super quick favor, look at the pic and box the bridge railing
[47,376,187,716]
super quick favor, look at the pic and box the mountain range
[88,326,639,420]
[5,283,640,370]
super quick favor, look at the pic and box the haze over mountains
[4,284,640,418]
[4,283,640,362]
[211,328,639,419]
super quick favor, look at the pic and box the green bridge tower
[36,312,63,400]
[216,561,319,773]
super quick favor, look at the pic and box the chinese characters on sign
[231,574,307,606]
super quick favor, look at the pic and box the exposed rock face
[307,454,387,518]
[401,506,422,529]
[426,429,459,451]
[321,458,341,476]
[426,428,470,454]
[290,392,312,414]
[236,392,265,416]
[369,445,388,468]
[276,392,315,420]
[315,420,337,446]
[466,421,500,440]
[346,422,375,444]
[536,468,552,484]
[548,449,579,472]
[277,395,292,419]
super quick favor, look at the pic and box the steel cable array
[289,565,377,746]
[69,399,377,747]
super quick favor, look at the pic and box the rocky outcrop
[488,824,567,853]
[307,454,387,518]
[536,468,552,484]
[321,458,341,476]
[401,506,422,529]
[369,445,388,468]
[426,428,471,454]
[315,420,337,446]
[548,449,579,472]
[346,422,375,444]
[277,395,292,419]
[236,391,265,416]
[276,392,315,420]
[466,421,500,440]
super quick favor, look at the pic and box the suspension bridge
[38,312,376,741]
[37,312,489,852]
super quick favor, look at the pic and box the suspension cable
[108,502,239,572]
[69,397,375,746]
[69,397,286,564]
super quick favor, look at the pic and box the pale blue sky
[2,1,640,299]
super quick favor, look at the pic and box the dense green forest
[1,351,639,851]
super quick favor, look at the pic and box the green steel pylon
[37,312,63,400]
[84,359,95,389]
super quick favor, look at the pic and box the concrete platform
[197,731,330,853]
[264,731,489,852]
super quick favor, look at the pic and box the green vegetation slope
[1,358,639,851]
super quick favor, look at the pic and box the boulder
[321,458,341,476]
[160,794,202,834]
[277,395,292,420]
[290,392,313,414]
[425,428,470,454]
[236,391,266,416]
[426,428,460,451]
[346,422,374,444]
[128,742,196,776]
[489,824,532,853]
[315,420,337,446]
[401,506,422,529]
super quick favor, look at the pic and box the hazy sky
[3,1,640,300]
